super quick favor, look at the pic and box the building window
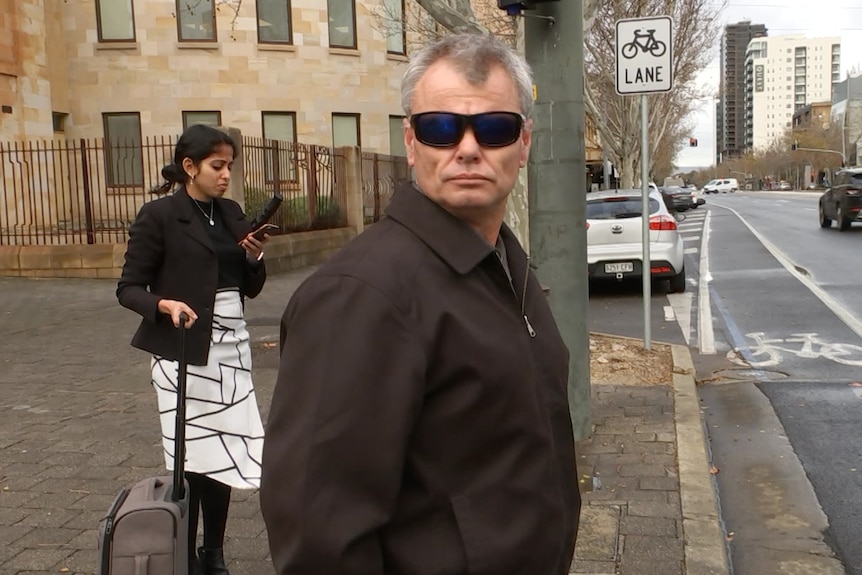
[96,0,135,41]
[176,0,216,41]
[182,111,222,130]
[103,113,143,187]
[384,0,405,55]
[389,115,406,156]
[257,0,292,44]
[52,112,68,133]
[262,111,297,182]
[327,0,356,48]
[332,113,360,147]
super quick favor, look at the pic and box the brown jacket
[261,183,579,575]
[116,187,266,365]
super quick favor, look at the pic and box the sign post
[615,16,673,351]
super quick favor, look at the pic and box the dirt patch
[590,333,675,385]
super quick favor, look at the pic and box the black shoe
[189,557,203,575]
[198,546,230,575]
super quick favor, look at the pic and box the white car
[586,189,686,293]
[702,178,738,193]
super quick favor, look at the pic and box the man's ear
[519,118,533,169]
[404,117,416,167]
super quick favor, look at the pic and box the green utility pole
[525,1,590,440]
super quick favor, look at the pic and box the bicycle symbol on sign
[621,29,667,60]
[731,332,862,368]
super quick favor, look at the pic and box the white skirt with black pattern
[151,288,264,489]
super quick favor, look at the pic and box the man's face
[404,60,532,226]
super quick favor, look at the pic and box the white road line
[682,236,699,242]
[684,247,699,254]
[698,210,716,354]
[667,292,693,345]
[664,305,675,321]
[714,204,862,342]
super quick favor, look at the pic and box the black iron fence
[0,137,175,245]
[361,152,409,224]
[242,138,344,233]
[0,135,353,245]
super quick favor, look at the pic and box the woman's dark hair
[153,124,237,194]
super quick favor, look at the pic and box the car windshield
[586,197,660,220]
[705,180,718,186]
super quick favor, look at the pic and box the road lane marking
[664,305,675,321]
[667,292,693,345]
[682,236,698,242]
[698,210,716,354]
[684,247,699,254]
[728,332,862,367]
[713,202,862,344]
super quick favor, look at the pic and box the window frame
[96,0,136,42]
[103,112,144,188]
[332,112,361,148]
[262,111,299,183]
[182,110,222,130]
[327,0,357,49]
[384,0,406,55]
[256,0,293,45]
[176,0,218,42]
[388,115,406,157]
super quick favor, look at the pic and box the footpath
[0,268,728,574]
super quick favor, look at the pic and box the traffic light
[689,138,698,147]
[496,0,560,15]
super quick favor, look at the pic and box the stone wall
[0,228,354,278]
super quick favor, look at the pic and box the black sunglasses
[410,111,526,148]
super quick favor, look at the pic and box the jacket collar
[386,182,510,275]
[169,186,215,252]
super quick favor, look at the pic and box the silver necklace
[193,199,214,226]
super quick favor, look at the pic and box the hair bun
[161,163,185,183]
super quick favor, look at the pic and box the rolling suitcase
[98,314,192,574]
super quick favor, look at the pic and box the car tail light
[649,215,677,231]
[651,266,673,274]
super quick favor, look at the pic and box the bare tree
[585,0,722,187]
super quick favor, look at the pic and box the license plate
[605,262,634,273]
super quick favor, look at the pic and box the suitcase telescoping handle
[172,312,190,502]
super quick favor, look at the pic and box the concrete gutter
[672,344,731,575]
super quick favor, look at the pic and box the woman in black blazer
[117,125,271,575]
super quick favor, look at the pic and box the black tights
[186,472,231,558]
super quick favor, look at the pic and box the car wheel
[819,203,832,228]
[668,266,686,293]
[730,188,737,193]
[838,205,851,231]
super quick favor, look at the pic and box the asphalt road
[586,191,862,573]
[701,192,862,575]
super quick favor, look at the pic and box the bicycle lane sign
[615,16,673,95]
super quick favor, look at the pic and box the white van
[702,178,738,194]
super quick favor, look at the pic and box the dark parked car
[660,186,691,212]
[819,168,862,231]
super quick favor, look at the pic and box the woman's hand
[157,299,197,328]
[239,234,268,262]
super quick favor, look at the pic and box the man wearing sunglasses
[262,33,580,575]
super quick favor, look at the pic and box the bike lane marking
[697,209,715,354]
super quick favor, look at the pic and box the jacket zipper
[521,256,536,338]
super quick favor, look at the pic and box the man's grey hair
[401,33,534,118]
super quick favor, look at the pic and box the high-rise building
[745,35,841,152]
[720,21,768,160]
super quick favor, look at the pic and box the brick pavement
[0,269,728,575]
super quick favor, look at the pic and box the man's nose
[456,127,481,160]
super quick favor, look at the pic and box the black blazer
[117,187,266,365]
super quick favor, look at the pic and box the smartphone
[250,223,279,241]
